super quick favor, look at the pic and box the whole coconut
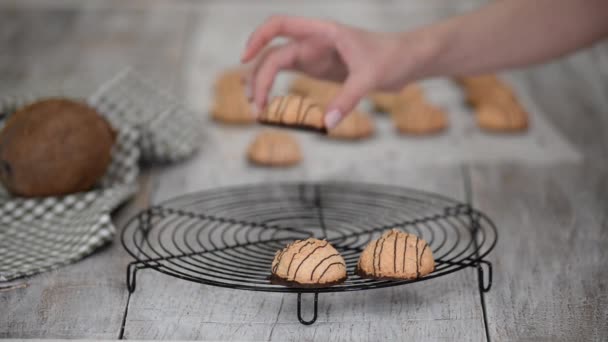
[0,98,115,197]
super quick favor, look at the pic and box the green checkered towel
[0,70,201,282]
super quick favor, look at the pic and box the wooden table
[1,1,607,341]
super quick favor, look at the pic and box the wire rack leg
[126,262,141,293]
[297,292,319,325]
[477,260,493,293]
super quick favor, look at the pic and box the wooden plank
[514,42,608,158]
[123,158,487,341]
[469,163,608,341]
[0,7,193,338]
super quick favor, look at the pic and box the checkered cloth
[0,70,201,282]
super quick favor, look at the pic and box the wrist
[396,25,449,81]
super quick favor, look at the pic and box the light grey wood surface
[1,0,607,341]
[469,164,608,341]
[126,166,485,341]
[0,6,192,339]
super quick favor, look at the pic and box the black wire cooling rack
[121,182,497,325]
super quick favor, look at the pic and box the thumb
[324,74,371,129]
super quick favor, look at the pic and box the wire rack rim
[148,180,467,208]
[120,181,498,293]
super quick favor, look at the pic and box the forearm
[410,0,608,79]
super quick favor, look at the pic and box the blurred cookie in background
[370,83,424,113]
[457,74,529,132]
[392,99,447,135]
[327,110,375,140]
[475,102,529,132]
[258,94,325,132]
[247,130,302,167]
[211,68,255,125]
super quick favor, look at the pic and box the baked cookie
[392,100,447,135]
[328,110,375,140]
[456,74,502,90]
[259,94,325,132]
[289,74,316,96]
[211,68,255,124]
[0,98,115,197]
[247,130,302,167]
[475,102,529,132]
[271,238,347,287]
[370,84,424,113]
[290,75,341,107]
[356,229,435,280]
[458,74,529,132]
[465,85,516,107]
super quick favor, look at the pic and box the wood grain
[1,0,607,340]
[123,165,486,341]
[469,164,608,341]
[514,44,608,158]
[0,7,192,338]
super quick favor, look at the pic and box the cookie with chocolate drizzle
[356,229,435,280]
[258,95,326,133]
[271,238,347,287]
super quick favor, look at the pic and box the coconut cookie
[457,74,529,132]
[356,229,435,280]
[247,130,301,167]
[258,94,326,132]
[0,98,115,197]
[370,84,424,113]
[289,75,342,108]
[328,110,375,140]
[475,102,529,132]
[271,238,347,287]
[456,74,502,90]
[392,100,447,135]
[211,68,255,125]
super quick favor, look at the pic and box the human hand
[241,15,435,128]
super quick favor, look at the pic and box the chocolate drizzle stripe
[272,249,287,273]
[299,103,312,125]
[310,253,341,281]
[402,234,409,273]
[317,262,343,283]
[371,239,380,275]
[415,236,420,278]
[292,242,329,280]
[301,103,320,126]
[393,231,398,273]
[271,241,295,273]
[278,96,290,123]
[420,244,428,275]
[273,97,285,121]
[377,231,395,273]
[295,95,304,124]
[377,237,385,273]
[285,240,315,278]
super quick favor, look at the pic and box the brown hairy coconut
[0,98,115,197]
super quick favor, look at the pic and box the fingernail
[324,109,342,129]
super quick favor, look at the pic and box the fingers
[242,15,336,63]
[324,73,372,129]
[250,43,299,112]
